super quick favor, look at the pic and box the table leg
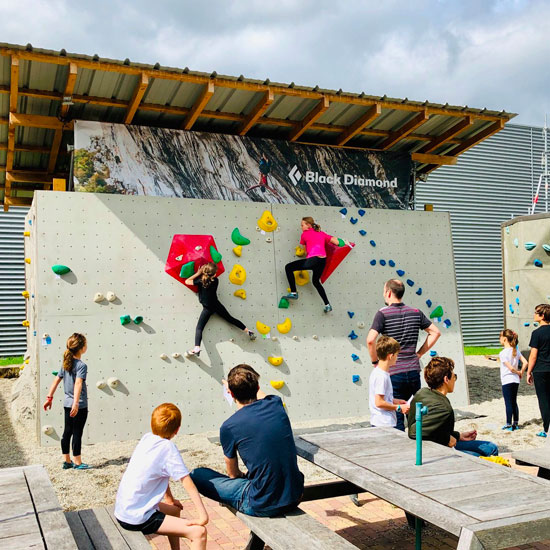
[244,531,265,550]
[457,527,485,550]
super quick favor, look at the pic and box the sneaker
[73,463,91,470]
[324,304,333,313]
[513,424,520,430]
[186,348,201,357]
[248,331,256,341]
[502,425,513,431]
[349,494,362,507]
[62,461,74,470]
[283,292,299,300]
[537,431,547,438]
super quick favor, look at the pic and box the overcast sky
[2,0,549,127]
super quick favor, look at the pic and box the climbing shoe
[73,463,91,470]
[502,425,513,431]
[248,331,256,341]
[283,292,298,300]
[537,431,547,438]
[187,348,201,357]
[62,461,74,470]
[324,304,333,313]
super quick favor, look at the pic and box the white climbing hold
[94,292,104,302]
[96,380,106,389]
[266,237,272,243]
[256,226,261,232]
[312,335,318,340]
[357,321,365,329]
[172,352,181,359]
[42,333,49,339]
[292,335,299,341]
[175,254,183,261]
[43,425,54,435]
[106,291,117,302]
[271,336,278,342]
[229,338,235,343]
[159,353,168,360]
[195,245,202,251]
[107,377,119,388]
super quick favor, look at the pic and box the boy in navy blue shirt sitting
[190,364,304,516]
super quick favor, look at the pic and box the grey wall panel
[0,206,29,357]
[415,124,545,346]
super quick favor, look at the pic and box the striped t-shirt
[371,303,431,375]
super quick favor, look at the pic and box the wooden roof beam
[124,72,149,125]
[335,103,382,146]
[181,81,214,130]
[288,97,330,142]
[10,113,74,130]
[238,89,274,136]
[10,56,19,113]
[60,63,78,117]
[417,116,473,154]
[47,130,63,173]
[411,153,457,166]
[379,110,429,150]
[0,143,51,153]
[6,170,54,184]
[445,120,505,157]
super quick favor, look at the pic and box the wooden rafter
[124,72,149,125]
[288,97,330,142]
[6,170,54,184]
[238,90,274,136]
[411,153,457,166]
[10,113,74,130]
[379,110,429,150]
[417,116,473,154]
[47,130,63,173]
[335,104,381,146]
[9,56,19,114]
[181,81,215,130]
[0,143,52,153]
[444,120,505,157]
[60,63,78,117]
[4,56,19,211]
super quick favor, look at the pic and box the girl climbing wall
[186,262,256,356]
[282,216,349,312]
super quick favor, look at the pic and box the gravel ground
[0,356,546,512]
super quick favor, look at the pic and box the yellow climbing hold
[22,320,30,327]
[295,245,305,257]
[480,456,511,467]
[277,318,292,334]
[295,270,309,286]
[229,264,247,285]
[233,245,242,257]
[22,291,30,299]
[258,210,278,232]
[256,321,271,335]
[23,231,30,237]
[234,289,247,299]
[270,380,285,390]
[25,258,31,264]
[268,356,284,366]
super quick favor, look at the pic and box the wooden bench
[512,444,550,479]
[0,464,75,550]
[65,505,151,550]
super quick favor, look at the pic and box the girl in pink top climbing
[282,216,349,312]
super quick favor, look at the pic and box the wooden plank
[105,505,151,549]
[124,72,149,125]
[512,447,550,470]
[9,113,74,131]
[378,110,429,150]
[398,468,509,493]
[65,511,94,550]
[238,89,274,136]
[47,130,63,173]
[23,465,62,514]
[1,532,44,549]
[60,63,78,117]
[289,97,330,142]
[10,55,19,113]
[417,116,473,154]
[335,104,381,146]
[445,120,505,157]
[301,480,363,502]
[411,152,457,165]
[0,514,41,541]
[0,490,34,521]
[79,507,130,550]
[181,81,214,130]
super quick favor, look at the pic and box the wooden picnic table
[295,427,550,549]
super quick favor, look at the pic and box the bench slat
[513,448,550,470]
[79,508,130,550]
[105,505,152,550]
[65,511,95,550]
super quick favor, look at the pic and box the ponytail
[501,329,518,358]
[63,333,87,372]
[302,216,321,232]
[201,262,217,288]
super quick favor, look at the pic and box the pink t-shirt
[300,229,332,258]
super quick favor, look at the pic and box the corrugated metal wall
[415,123,545,346]
[0,207,28,357]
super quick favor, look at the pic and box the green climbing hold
[210,245,222,264]
[430,305,444,319]
[337,238,345,247]
[231,228,251,246]
[179,260,195,279]
[278,297,289,309]
[52,370,58,376]
[133,316,144,325]
[120,315,131,326]
[51,265,71,275]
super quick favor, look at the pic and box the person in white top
[499,329,528,431]
[115,403,208,550]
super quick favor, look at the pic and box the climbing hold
[430,350,437,357]
[443,319,452,328]
[370,240,376,247]
[350,217,358,225]
[339,208,348,216]
[42,426,54,436]
[133,316,144,325]
[396,269,405,277]
[272,336,278,342]
[234,289,247,300]
[229,264,246,285]
[233,246,242,257]
[351,354,359,361]
[107,377,119,389]
[388,260,395,268]
[22,320,30,327]
[348,311,355,318]
[515,285,520,291]
[380,260,386,266]
[23,231,30,237]
[534,322,540,327]
[229,338,235,342]
[270,380,285,390]
[348,330,358,340]
[525,242,536,251]
[172,352,181,359]
[268,356,284,366]
[278,297,289,309]
[358,209,366,217]
[515,298,520,305]
[295,270,310,286]
[256,321,271,335]
[524,322,530,327]
[265,237,272,243]
[120,315,131,325]
[93,292,104,303]
[22,291,29,299]
[406,279,414,287]
[51,370,58,376]
[534,259,543,267]
[292,335,299,341]
[352,375,360,383]
[96,380,106,389]
[359,230,367,236]
[509,304,514,314]
[429,306,444,319]
[231,228,251,246]
[505,227,510,234]
[295,245,306,257]
[426,299,432,308]
[25,258,31,264]
[513,238,519,248]
[543,244,550,253]
[312,334,319,340]
[175,255,183,262]
[160,353,168,360]
[257,210,278,232]
[52,264,70,275]
[357,321,365,329]
[180,260,195,279]
[370,259,376,266]
[106,291,117,302]
[416,288,422,296]
[277,318,292,334]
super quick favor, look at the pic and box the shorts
[260,174,267,184]
[117,510,166,535]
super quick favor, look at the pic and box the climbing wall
[502,213,550,348]
[26,192,467,446]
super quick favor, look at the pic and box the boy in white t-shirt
[369,335,410,427]
[115,403,208,550]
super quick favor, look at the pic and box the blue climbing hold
[509,304,514,314]
[370,259,376,266]
[388,260,395,267]
[352,374,360,383]
[358,209,365,217]
[543,244,550,253]
[339,208,348,216]
[348,311,355,318]
[351,354,359,362]
[443,319,452,328]
[513,238,519,248]
[348,330,358,340]
[515,297,520,305]
[515,285,519,291]
[28,220,32,225]
[525,242,536,251]
[534,259,543,267]
[535,322,540,327]
[380,260,386,266]
[426,299,432,308]
[396,269,405,276]
[350,217,358,224]
[505,227,510,234]
[524,322,530,327]
[406,279,414,287]
[370,240,376,247]
[359,230,367,236]
[416,287,422,296]
[429,350,437,357]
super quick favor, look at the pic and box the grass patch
[464,346,500,356]
[0,356,23,366]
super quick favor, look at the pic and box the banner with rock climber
[73,120,412,209]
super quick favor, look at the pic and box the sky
[1,0,549,127]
